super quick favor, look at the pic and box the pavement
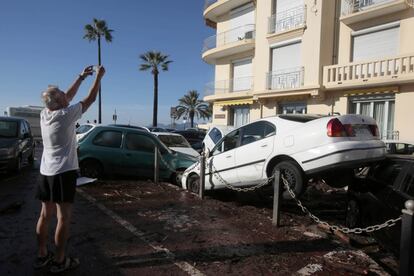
[0,148,399,275]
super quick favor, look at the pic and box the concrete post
[400,199,414,276]
[272,169,281,227]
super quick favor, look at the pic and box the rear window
[278,114,324,123]
[0,120,18,138]
[209,128,222,144]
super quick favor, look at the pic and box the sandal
[33,251,54,269]
[49,257,80,274]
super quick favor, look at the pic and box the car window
[209,128,222,144]
[77,125,93,134]
[126,133,155,153]
[372,160,404,185]
[395,143,407,154]
[20,121,26,136]
[158,135,190,148]
[213,129,240,155]
[0,121,18,138]
[402,165,414,197]
[93,130,122,148]
[408,145,414,155]
[240,121,276,146]
[25,122,32,135]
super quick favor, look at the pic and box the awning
[344,86,399,96]
[215,99,254,107]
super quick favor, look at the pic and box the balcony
[341,0,413,24]
[323,53,414,89]
[202,25,255,64]
[268,5,307,35]
[204,76,253,100]
[266,67,305,90]
[204,0,253,22]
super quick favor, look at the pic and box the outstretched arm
[65,65,94,102]
[81,66,106,113]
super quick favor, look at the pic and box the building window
[278,102,307,114]
[229,106,250,127]
[348,94,395,139]
[232,58,253,92]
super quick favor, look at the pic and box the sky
[0,0,215,126]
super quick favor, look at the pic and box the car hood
[0,138,17,148]
[170,147,200,157]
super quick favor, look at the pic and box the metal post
[272,169,281,226]
[199,150,205,199]
[400,200,414,276]
[154,146,159,184]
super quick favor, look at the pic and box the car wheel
[273,161,305,200]
[171,169,185,186]
[345,199,361,228]
[80,159,103,179]
[187,174,200,194]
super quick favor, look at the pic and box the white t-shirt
[40,102,83,176]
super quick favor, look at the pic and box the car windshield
[158,135,190,148]
[0,121,18,138]
[76,125,93,134]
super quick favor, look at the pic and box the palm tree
[83,18,113,124]
[176,90,212,128]
[139,51,172,127]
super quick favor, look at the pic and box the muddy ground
[0,147,400,275]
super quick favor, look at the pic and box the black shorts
[36,170,78,203]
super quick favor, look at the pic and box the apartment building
[202,0,414,140]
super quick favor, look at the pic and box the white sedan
[181,114,386,198]
[203,125,234,152]
[152,132,200,157]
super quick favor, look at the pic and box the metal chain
[280,176,401,234]
[210,163,274,192]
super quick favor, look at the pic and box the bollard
[272,169,281,227]
[199,150,206,199]
[154,146,159,184]
[400,199,414,276]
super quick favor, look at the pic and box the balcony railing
[266,67,304,90]
[324,53,414,87]
[202,24,255,53]
[268,5,306,34]
[341,0,404,15]
[204,0,218,9]
[204,76,254,97]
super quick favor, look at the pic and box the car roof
[0,116,26,122]
[94,125,151,134]
[386,154,414,161]
[383,139,414,144]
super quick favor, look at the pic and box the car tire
[273,161,305,200]
[80,159,103,179]
[171,169,185,186]
[187,174,200,195]
[345,198,361,228]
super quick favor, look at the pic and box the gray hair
[41,86,61,110]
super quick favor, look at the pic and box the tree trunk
[153,73,158,127]
[190,111,194,128]
[98,36,102,124]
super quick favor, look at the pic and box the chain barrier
[280,175,402,234]
[210,163,274,192]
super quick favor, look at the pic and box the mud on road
[0,148,399,276]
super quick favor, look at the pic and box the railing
[204,0,218,9]
[266,67,304,90]
[204,76,254,97]
[268,5,307,34]
[382,130,399,140]
[324,53,414,86]
[341,0,403,15]
[202,24,255,53]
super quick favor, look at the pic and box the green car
[78,125,198,184]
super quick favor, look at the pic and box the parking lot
[0,147,401,276]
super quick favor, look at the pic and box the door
[232,58,252,92]
[91,130,124,174]
[235,121,276,185]
[123,133,157,178]
[206,129,240,189]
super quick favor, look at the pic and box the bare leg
[36,201,56,257]
[55,203,72,263]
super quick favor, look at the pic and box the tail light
[369,124,379,137]
[327,118,347,137]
